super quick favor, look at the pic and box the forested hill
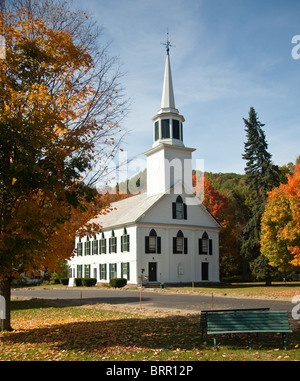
[116,169,246,197]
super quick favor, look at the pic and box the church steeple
[152,37,185,149]
[145,36,195,197]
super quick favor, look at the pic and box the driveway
[11,287,295,313]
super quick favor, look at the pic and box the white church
[68,42,221,286]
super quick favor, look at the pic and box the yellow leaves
[261,162,300,271]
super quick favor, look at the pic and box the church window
[121,227,130,252]
[154,121,159,141]
[161,119,170,138]
[199,232,213,255]
[92,234,98,255]
[77,238,82,256]
[77,265,82,278]
[99,232,106,254]
[173,230,188,254]
[109,230,117,253]
[172,195,187,220]
[145,229,161,254]
[121,262,130,280]
[109,263,117,279]
[84,235,91,255]
[99,264,107,280]
[84,264,90,278]
[172,119,180,139]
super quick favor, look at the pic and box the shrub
[60,278,69,285]
[109,278,127,288]
[75,278,82,286]
[81,278,97,287]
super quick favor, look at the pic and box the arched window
[199,232,213,255]
[99,232,106,254]
[173,230,188,254]
[121,227,130,252]
[92,234,98,255]
[109,230,117,253]
[77,237,82,256]
[145,229,161,254]
[172,196,187,220]
[84,235,91,256]
[149,228,157,236]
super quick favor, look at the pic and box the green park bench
[199,308,270,340]
[206,310,292,350]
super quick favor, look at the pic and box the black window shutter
[184,203,187,220]
[199,239,203,254]
[121,236,123,252]
[184,238,188,254]
[145,236,150,253]
[157,237,161,254]
[173,237,177,253]
[209,239,213,255]
[172,202,176,219]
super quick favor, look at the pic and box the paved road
[12,288,294,313]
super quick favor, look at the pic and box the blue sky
[73,0,300,175]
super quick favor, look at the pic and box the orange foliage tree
[261,163,300,272]
[0,2,127,330]
[193,174,240,278]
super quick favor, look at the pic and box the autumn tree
[261,162,300,273]
[193,173,240,278]
[0,1,128,330]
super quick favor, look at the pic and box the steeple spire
[161,52,176,111]
[159,33,178,114]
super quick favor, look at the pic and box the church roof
[89,192,163,230]
[87,186,221,231]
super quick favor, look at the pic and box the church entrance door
[149,262,157,282]
[201,262,209,281]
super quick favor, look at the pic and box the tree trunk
[265,276,272,287]
[0,278,13,331]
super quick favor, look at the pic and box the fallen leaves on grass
[0,302,200,361]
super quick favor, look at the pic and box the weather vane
[161,30,175,54]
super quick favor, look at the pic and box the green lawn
[159,282,300,299]
[0,299,299,361]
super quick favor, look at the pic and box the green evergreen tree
[241,107,280,282]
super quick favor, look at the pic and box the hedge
[74,278,97,287]
[109,278,127,288]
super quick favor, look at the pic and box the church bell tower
[145,36,195,197]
